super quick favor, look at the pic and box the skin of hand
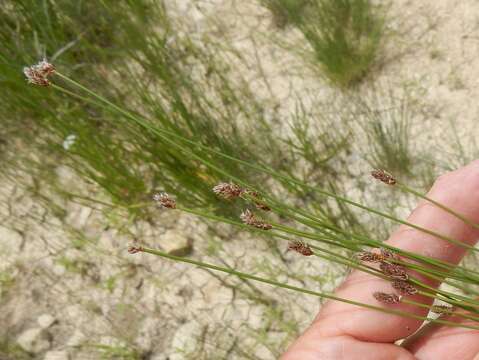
[281,161,479,360]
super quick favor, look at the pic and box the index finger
[284,161,479,353]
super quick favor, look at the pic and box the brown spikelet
[254,202,271,211]
[152,192,176,209]
[357,251,384,263]
[391,279,418,295]
[128,245,143,254]
[371,169,396,185]
[213,182,244,200]
[240,209,272,230]
[380,248,399,260]
[430,305,455,315]
[380,261,408,281]
[357,248,400,263]
[24,59,55,86]
[373,292,401,304]
[243,190,271,211]
[288,241,314,256]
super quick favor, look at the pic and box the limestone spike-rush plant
[48,69,479,261]
[27,66,479,332]
[42,67,479,263]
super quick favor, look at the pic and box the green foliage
[268,0,386,87]
[307,0,385,86]
[262,0,311,27]
[0,271,15,300]
[2,0,356,223]
[0,337,32,360]
[358,92,415,175]
[88,343,144,360]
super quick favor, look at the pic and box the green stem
[137,246,479,330]
[397,183,479,230]
[52,73,479,256]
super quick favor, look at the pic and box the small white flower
[62,134,77,150]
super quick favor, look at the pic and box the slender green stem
[59,189,479,295]
[137,246,479,331]
[397,182,479,230]
[52,73,479,256]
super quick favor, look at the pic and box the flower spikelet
[380,261,408,281]
[213,182,244,200]
[288,241,314,256]
[391,279,418,295]
[371,169,396,185]
[240,209,272,230]
[24,59,55,86]
[430,305,455,315]
[153,192,176,209]
[128,245,143,254]
[373,292,401,304]
[357,251,384,263]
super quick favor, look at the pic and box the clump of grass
[261,0,311,28]
[86,343,144,360]
[297,0,386,87]
[357,90,415,176]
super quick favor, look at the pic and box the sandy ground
[2,0,479,359]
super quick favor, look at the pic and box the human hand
[282,161,479,360]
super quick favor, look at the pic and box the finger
[283,161,479,357]
[402,309,479,359]
[283,335,415,360]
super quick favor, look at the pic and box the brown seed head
[213,182,244,200]
[357,251,384,263]
[380,248,399,260]
[128,245,143,254]
[254,202,271,211]
[240,209,272,230]
[371,169,396,185]
[373,292,401,304]
[391,279,418,295]
[357,248,399,263]
[152,192,176,209]
[24,59,55,86]
[242,189,271,211]
[288,241,314,256]
[380,261,408,281]
[430,305,455,315]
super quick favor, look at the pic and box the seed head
[391,279,417,295]
[380,261,408,281]
[380,248,399,260]
[213,182,244,200]
[371,169,396,185]
[153,192,176,209]
[242,189,271,211]
[357,251,384,263]
[357,248,399,263]
[430,305,455,315]
[240,209,272,230]
[128,245,143,254]
[288,241,314,256]
[24,59,55,86]
[373,292,401,304]
[254,202,271,211]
